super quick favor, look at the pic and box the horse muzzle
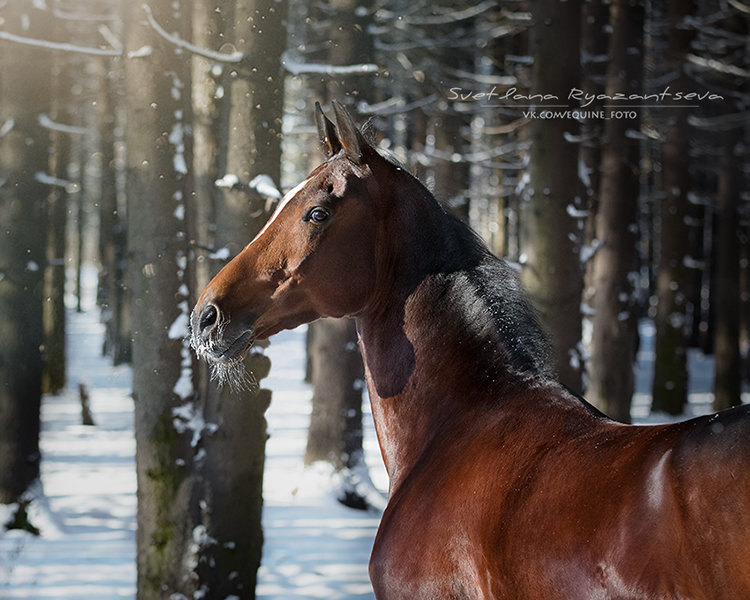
[189,301,255,365]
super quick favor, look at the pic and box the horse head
[190,102,387,380]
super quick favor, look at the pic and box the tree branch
[38,114,90,136]
[0,30,120,56]
[140,3,243,64]
[281,51,378,76]
[688,111,750,132]
[378,0,497,26]
[728,0,750,14]
[687,53,750,78]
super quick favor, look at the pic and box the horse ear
[315,101,341,157]
[331,99,365,165]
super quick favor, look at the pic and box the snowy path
[0,300,732,599]
[0,307,387,599]
[257,327,387,600]
[0,309,135,599]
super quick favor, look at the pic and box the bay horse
[191,101,750,599]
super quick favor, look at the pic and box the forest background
[0,0,748,597]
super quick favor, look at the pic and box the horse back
[370,390,750,599]
[669,405,750,589]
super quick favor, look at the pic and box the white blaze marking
[247,175,313,247]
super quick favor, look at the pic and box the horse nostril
[199,303,219,336]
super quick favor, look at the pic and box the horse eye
[305,207,330,224]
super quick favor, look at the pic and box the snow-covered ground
[0,299,387,599]
[0,305,135,599]
[255,326,387,600]
[0,287,735,599]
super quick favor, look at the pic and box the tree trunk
[651,0,695,415]
[98,52,131,364]
[305,319,366,504]
[579,0,610,316]
[587,0,644,423]
[0,0,51,504]
[196,0,287,595]
[190,0,224,295]
[579,0,610,216]
[520,0,584,393]
[42,53,74,395]
[713,129,742,411]
[432,110,471,220]
[124,3,201,597]
[741,232,750,387]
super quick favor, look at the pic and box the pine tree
[713,128,742,410]
[196,0,287,594]
[519,0,584,392]
[0,0,52,505]
[651,0,696,415]
[587,0,645,422]
[124,2,200,596]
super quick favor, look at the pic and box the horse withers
[191,101,750,599]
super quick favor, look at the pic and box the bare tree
[0,0,52,506]
[43,50,76,395]
[684,4,748,410]
[196,0,288,594]
[651,0,696,415]
[519,0,584,392]
[713,129,743,410]
[97,47,131,365]
[304,0,376,509]
[123,2,201,597]
[587,0,645,422]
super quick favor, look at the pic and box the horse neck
[356,180,546,490]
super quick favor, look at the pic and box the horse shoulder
[369,386,601,599]
[667,406,750,594]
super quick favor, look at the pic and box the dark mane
[442,214,553,379]
[366,132,552,380]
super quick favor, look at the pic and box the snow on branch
[249,174,281,199]
[53,6,117,22]
[38,114,89,136]
[688,111,750,132]
[0,29,121,56]
[357,94,438,116]
[0,118,14,138]
[282,51,378,76]
[140,3,243,63]
[35,172,75,188]
[380,0,497,26]
[215,173,282,200]
[98,25,121,52]
[687,54,750,78]
[729,0,750,13]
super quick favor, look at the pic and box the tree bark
[0,0,51,504]
[97,51,131,365]
[587,0,644,423]
[520,0,584,393]
[42,52,74,395]
[651,0,695,415]
[579,0,610,308]
[196,0,287,595]
[124,3,200,597]
[305,318,364,470]
[713,129,742,411]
